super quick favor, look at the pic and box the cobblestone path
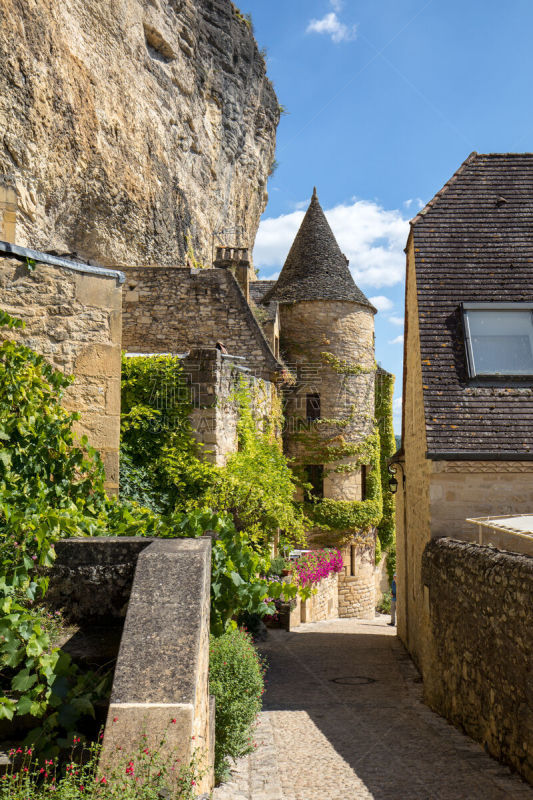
[213,616,533,800]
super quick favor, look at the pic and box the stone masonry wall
[122,267,279,380]
[301,572,339,624]
[0,256,122,492]
[184,348,277,466]
[422,538,533,784]
[338,539,376,619]
[396,233,432,666]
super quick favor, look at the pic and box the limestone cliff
[0,0,279,265]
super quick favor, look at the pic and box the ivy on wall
[375,369,396,570]
[304,428,383,547]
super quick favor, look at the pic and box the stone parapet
[422,537,533,784]
[101,538,214,793]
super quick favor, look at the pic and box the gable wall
[121,267,278,380]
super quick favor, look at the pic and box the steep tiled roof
[262,189,375,309]
[413,152,533,457]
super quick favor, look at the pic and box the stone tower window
[361,464,368,501]
[306,393,321,421]
[303,464,324,502]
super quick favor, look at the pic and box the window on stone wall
[350,545,357,577]
[361,464,368,501]
[303,464,324,502]
[463,303,533,377]
[306,393,321,421]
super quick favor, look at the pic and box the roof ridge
[410,151,478,227]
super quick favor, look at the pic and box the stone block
[75,343,121,377]
[75,273,122,311]
[106,378,121,415]
[101,539,213,793]
[73,413,120,451]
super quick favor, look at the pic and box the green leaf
[11,669,38,692]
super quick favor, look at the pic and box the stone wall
[338,538,376,619]
[0,255,123,492]
[422,537,533,784]
[183,347,277,465]
[430,460,533,541]
[122,267,279,380]
[289,572,339,627]
[46,538,154,621]
[395,232,432,666]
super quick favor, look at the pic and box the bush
[209,628,265,783]
[376,591,391,615]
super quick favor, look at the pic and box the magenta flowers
[292,549,343,587]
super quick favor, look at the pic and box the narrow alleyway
[213,616,533,800]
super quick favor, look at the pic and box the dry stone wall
[122,267,279,380]
[0,256,123,492]
[422,537,533,784]
[0,0,278,266]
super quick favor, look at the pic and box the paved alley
[213,615,533,800]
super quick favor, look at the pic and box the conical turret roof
[262,189,375,309]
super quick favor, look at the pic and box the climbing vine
[375,368,397,569]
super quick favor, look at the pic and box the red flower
[171,718,177,724]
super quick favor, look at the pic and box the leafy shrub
[120,357,307,552]
[376,591,392,615]
[267,555,288,578]
[209,628,265,784]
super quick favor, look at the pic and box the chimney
[214,245,250,303]
[0,185,17,243]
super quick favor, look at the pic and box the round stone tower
[262,188,377,618]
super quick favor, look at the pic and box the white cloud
[330,0,343,11]
[404,197,425,211]
[369,295,394,313]
[389,335,404,345]
[388,315,404,326]
[306,12,357,43]
[393,396,403,414]
[254,198,409,288]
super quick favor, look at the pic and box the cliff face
[0,0,278,265]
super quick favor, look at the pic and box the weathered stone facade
[422,537,533,784]
[0,0,278,267]
[122,267,279,380]
[0,255,123,492]
[289,572,339,627]
[182,347,277,466]
[338,539,376,618]
[279,298,375,500]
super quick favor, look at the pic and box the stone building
[122,189,380,617]
[0,196,124,494]
[394,153,533,778]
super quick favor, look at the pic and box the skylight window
[463,303,533,377]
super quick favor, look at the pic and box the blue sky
[243,0,533,431]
